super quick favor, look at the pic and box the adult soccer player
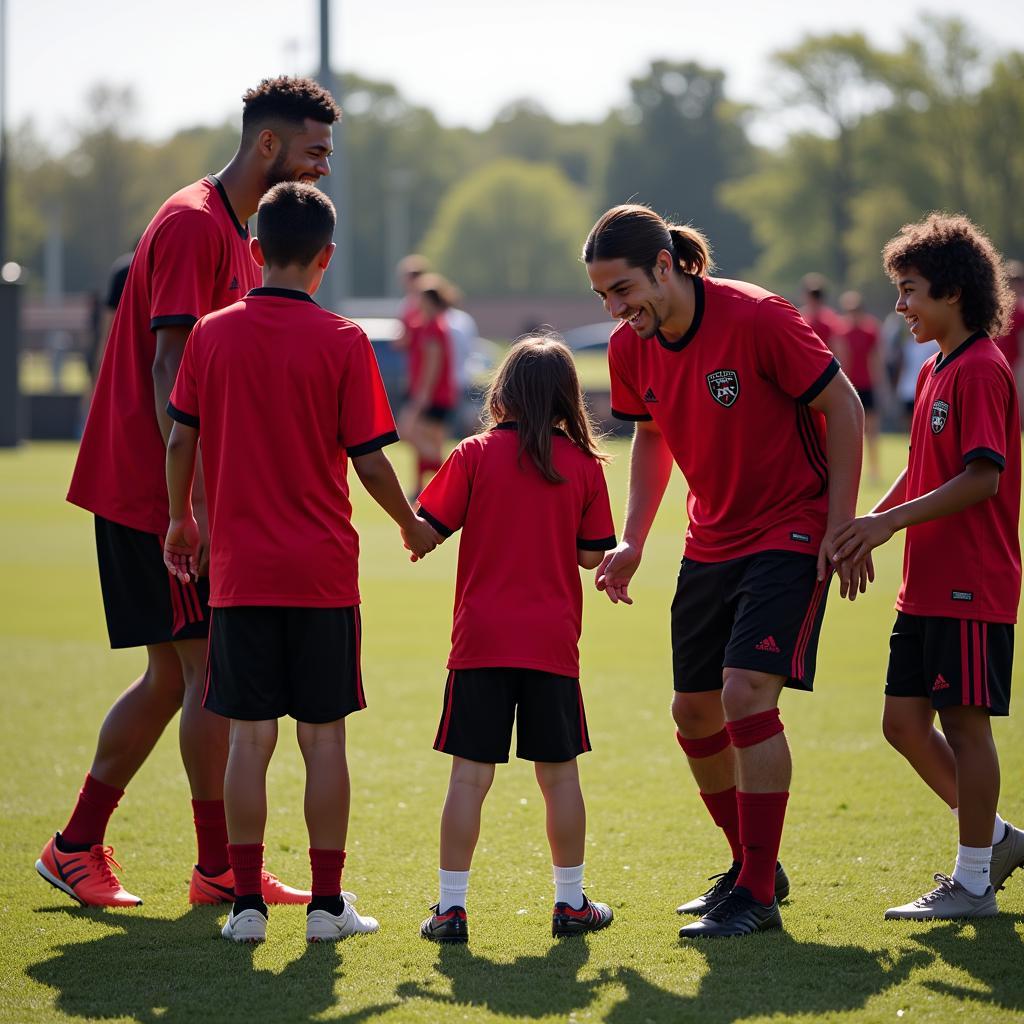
[37,77,341,908]
[583,204,865,938]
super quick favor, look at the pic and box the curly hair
[241,76,342,137]
[882,212,1013,337]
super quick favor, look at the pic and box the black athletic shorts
[404,394,453,424]
[885,612,1013,716]
[203,606,366,724]
[433,667,591,764]
[671,550,831,693]
[95,515,209,649]
[855,387,876,412]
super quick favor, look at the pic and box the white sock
[438,868,469,913]
[950,807,1007,846]
[952,844,992,896]
[553,863,585,908]
[992,812,1007,845]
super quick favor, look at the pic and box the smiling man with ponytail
[583,204,866,938]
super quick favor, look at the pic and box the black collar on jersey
[656,274,705,353]
[932,330,987,374]
[493,421,567,437]
[248,286,318,304]
[206,174,249,240]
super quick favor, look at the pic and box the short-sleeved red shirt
[168,288,399,608]
[409,313,455,409]
[418,424,616,677]
[993,303,1024,367]
[69,176,260,535]
[897,333,1021,623]
[609,276,839,562]
[840,314,880,391]
[801,304,844,351]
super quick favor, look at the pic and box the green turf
[2,437,1023,1024]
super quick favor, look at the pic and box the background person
[838,290,882,482]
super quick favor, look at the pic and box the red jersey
[168,288,399,608]
[994,303,1024,367]
[840,314,879,391]
[69,176,260,535]
[609,276,839,562]
[418,424,616,677]
[801,304,844,352]
[897,333,1021,624]
[409,314,455,409]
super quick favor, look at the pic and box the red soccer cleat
[36,834,143,908]
[189,865,312,905]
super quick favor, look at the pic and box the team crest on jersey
[931,399,949,434]
[706,369,740,407]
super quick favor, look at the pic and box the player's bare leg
[681,669,787,938]
[176,637,228,801]
[886,706,999,920]
[672,691,733,793]
[298,718,377,941]
[423,757,493,942]
[91,643,186,789]
[882,696,957,806]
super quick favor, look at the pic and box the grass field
[2,437,1023,1024]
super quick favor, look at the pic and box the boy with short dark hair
[832,212,1024,919]
[164,181,437,943]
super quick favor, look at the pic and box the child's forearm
[352,450,418,529]
[166,423,198,518]
[871,468,908,515]
[883,462,999,533]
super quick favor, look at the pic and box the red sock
[309,848,346,898]
[61,773,124,848]
[735,791,789,905]
[227,843,264,898]
[192,799,229,876]
[700,787,743,864]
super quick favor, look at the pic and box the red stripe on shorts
[576,681,591,753]
[353,608,365,709]
[435,671,456,750]
[183,580,203,623]
[973,622,983,707]
[981,623,990,708]
[792,575,827,680]
[961,620,970,705]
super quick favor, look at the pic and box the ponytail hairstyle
[483,335,609,484]
[582,203,714,281]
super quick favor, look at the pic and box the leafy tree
[602,60,757,276]
[422,159,592,296]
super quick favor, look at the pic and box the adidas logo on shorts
[932,673,950,691]
[755,636,781,654]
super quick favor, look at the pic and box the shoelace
[915,874,957,905]
[704,889,756,922]
[89,845,125,891]
[701,869,739,898]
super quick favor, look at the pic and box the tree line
[8,16,1023,309]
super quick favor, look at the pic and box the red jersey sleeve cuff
[151,314,199,331]
[577,535,617,551]
[797,358,840,404]
[418,506,454,538]
[166,401,199,428]
[345,430,400,457]
[611,408,653,422]
[964,446,1006,471]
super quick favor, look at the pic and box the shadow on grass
[27,906,396,1024]
[396,929,932,1023]
[908,912,1024,1012]
[395,938,609,1018]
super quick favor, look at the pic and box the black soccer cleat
[678,886,782,938]
[420,904,468,943]
[552,895,614,937]
[676,861,789,915]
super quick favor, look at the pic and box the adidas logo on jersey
[229,276,240,290]
[643,387,658,403]
[755,636,781,654]
[932,673,950,691]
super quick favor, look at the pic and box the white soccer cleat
[221,907,268,943]
[306,901,380,943]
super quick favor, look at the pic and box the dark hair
[801,272,828,300]
[582,204,714,281]
[256,182,336,267]
[241,76,342,140]
[418,272,453,311]
[484,336,608,484]
[882,212,1013,337]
